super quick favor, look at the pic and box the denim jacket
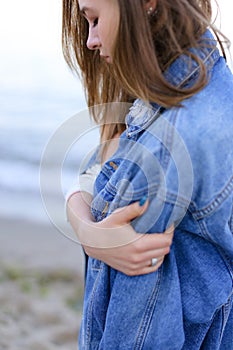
[79,30,233,349]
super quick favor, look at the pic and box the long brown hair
[62,0,228,141]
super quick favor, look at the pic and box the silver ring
[151,258,158,267]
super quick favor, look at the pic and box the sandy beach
[0,217,85,350]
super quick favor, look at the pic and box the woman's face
[78,0,120,63]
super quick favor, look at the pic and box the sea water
[0,85,99,225]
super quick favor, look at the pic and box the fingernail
[139,196,147,207]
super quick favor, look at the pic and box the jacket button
[109,161,118,170]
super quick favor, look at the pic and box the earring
[147,6,153,15]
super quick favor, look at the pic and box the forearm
[67,192,173,274]
[67,191,94,243]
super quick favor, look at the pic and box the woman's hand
[67,192,174,276]
[84,200,173,276]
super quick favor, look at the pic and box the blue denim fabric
[79,30,233,349]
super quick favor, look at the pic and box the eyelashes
[93,18,98,27]
[81,11,98,29]
[83,16,98,28]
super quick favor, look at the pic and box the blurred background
[0,1,89,349]
[0,1,232,349]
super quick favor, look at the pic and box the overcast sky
[0,0,82,93]
[0,0,232,127]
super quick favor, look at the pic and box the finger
[133,233,173,254]
[124,247,170,270]
[147,256,164,268]
[110,198,149,226]
[146,246,171,260]
[124,258,164,276]
[140,258,164,275]
[164,224,174,236]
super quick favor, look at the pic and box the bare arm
[67,192,173,276]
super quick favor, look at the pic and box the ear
[144,0,157,15]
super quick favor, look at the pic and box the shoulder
[139,57,233,208]
[164,57,233,153]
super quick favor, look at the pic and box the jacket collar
[126,29,220,137]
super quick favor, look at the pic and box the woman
[63,0,233,348]
[66,131,174,276]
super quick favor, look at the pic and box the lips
[100,54,111,63]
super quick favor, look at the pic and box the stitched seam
[126,108,162,137]
[190,218,233,278]
[104,180,190,208]
[195,305,222,345]
[230,204,233,232]
[190,294,228,347]
[160,190,191,207]
[134,267,163,349]
[179,48,217,88]
[86,263,103,348]
[195,218,214,242]
[103,183,158,198]
[100,167,115,179]
[127,48,218,137]
[192,176,233,220]
[161,111,178,172]
[216,249,233,279]
[220,293,233,342]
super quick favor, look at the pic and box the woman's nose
[86,27,100,50]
